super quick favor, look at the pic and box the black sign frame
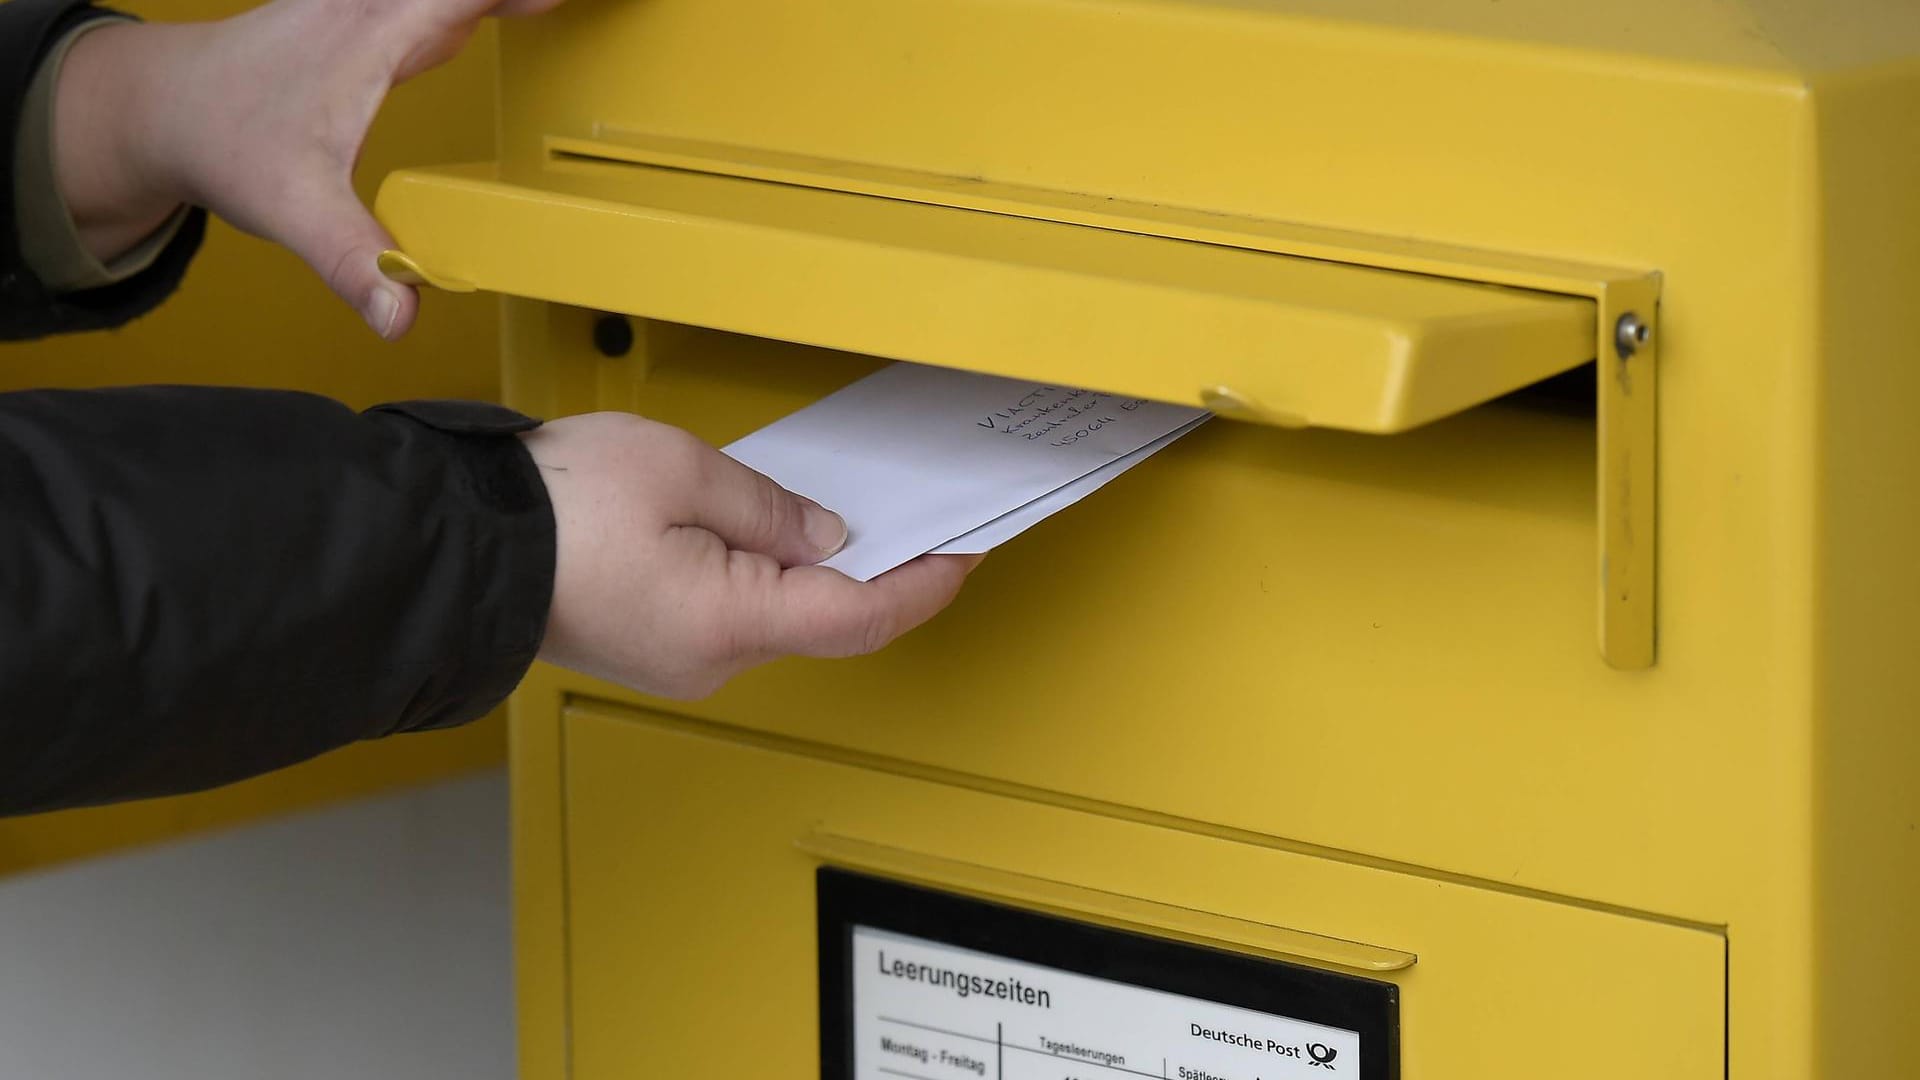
[818,867,1398,1080]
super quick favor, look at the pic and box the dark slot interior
[1497,361,1596,418]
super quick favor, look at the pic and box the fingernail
[362,286,401,340]
[802,501,848,556]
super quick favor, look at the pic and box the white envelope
[723,363,1209,580]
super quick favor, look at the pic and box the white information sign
[851,926,1362,1080]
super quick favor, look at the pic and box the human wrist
[51,19,193,263]
[518,427,591,674]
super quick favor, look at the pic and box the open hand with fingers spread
[49,0,563,339]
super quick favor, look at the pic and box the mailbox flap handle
[376,249,474,293]
[375,157,1595,435]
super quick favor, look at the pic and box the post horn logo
[1305,1042,1338,1069]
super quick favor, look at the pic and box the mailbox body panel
[457,1,1920,1078]
[555,699,1723,1080]
[490,0,1815,921]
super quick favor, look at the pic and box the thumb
[674,444,849,567]
[278,181,419,340]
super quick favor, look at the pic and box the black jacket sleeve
[2,0,208,340]
[1,1,558,815]
[0,390,557,815]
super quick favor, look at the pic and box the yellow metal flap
[376,159,1594,434]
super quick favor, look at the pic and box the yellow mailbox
[375,1,1920,1077]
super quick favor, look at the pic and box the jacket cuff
[12,14,190,293]
[365,400,555,731]
[0,1,208,340]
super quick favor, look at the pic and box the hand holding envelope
[724,363,1210,580]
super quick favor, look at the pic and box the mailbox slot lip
[801,831,1419,974]
[550,129,1636,290]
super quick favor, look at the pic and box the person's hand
[521,413,982,699]
[52,0,562,339]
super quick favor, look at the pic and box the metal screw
[592,313,634,358]
[1614,313,1650,359]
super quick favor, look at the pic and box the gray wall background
[0,772,513,1079]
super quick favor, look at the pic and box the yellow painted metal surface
[382,0,1918,1076]
[794,831,1421,974]
[1805,55,1920,1078]
[562,700,1723,1080]
[0,2,506,874]
[378,160,1599,436]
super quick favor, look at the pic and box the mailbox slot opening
[374,137,1657,666]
